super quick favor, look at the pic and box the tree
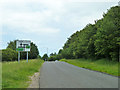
[7,40,17,50]
[2,48,17,61]
[58,49,63,54]
[42,54,48,61]
[94,6,120,61]
[57,6,119,61]
[48,56,57,61]
[28,42,39,59]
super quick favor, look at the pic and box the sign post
[27,51,28,63]
[18,51,20,63]
[16,40,31,63]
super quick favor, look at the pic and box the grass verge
[2,59,44,88]
[60,59,119,76]
[0,62,2,90]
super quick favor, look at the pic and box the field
[60,59,119,76]
[2,59,44,88]
[0,62,2,90]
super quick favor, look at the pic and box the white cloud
[1,0,118,55]
[70,13,103,29]
[2,8,61,34]
[69,0,119,2]
[2,0,116,35]
[0,0,119,3]
[1,0,67,35]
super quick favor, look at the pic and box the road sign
[16,40,31,63]
[16,40,31,52]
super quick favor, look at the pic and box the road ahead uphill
[39,61,118,88]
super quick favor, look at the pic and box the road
[39,61,118,88]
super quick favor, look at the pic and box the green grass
[2,59,44,88]
[60,59,119,76]
[0,62,2,90]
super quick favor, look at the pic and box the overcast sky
[0,0,119,56]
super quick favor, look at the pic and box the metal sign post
[18,51,20,63]
[27,51,28,63]
[16,40,31,63]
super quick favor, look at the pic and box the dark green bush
[48,56,58,61]
[2,48,17,61]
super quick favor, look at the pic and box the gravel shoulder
[28,72,40,88]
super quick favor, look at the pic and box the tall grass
[2,59,44,88]
[0,62,2,90]
[60,59,119,76]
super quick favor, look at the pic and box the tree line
[48,6,120,62]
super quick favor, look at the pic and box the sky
[0,0,119,56]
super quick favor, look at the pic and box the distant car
[55,60,58,62]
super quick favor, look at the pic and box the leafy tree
[48,56,58,61]
[28,42,39,59]
[2,48,17,61]
[50,53,54,56]
[42,54,48,61]
[58,49,63,54]
[50,53,57,57]
[7,40,17,50]
[57,6,119,62]
[94,6,120,61]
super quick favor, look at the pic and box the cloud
[1,0,118,55]
[2,4,62,34]
[1,0,69,35]
[1,0,119,3]
[2,0,116,35]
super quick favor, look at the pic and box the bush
[2,48,17,61]
[48,55,60,61]
[48,56,56,61]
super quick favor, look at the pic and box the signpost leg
[27,52,28,63]
[18,51,20,63]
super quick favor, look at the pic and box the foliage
[94,6,120,61]
[57,6,120,61]
[2,59,44,88]
[60,59,119,76]
[28,42,39,59]
[42,54,48,61]
[0,50,1,90]
[48,56,57,61]
[2,48,17,61]
[48,53,59,61]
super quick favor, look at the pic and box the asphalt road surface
[39,61,118,88]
